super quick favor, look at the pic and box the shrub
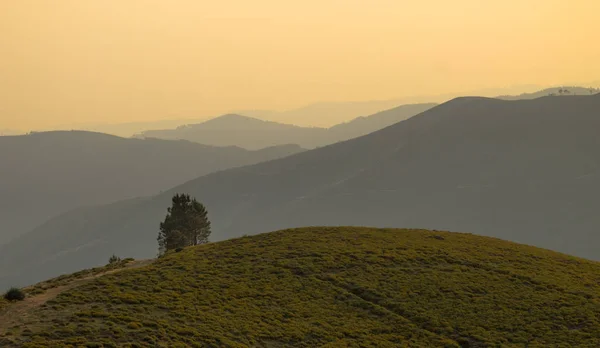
[85,343,103,348]
[108,254,121,265]
[28,288,45,295]
[127,322,142,329]
[4,287,25,301]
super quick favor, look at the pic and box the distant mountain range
[138,103,437,149]
[2,94,599,289]
[16,85,596,139]
[69,118,210,138]
[234,99,428,127]
[497,86,599,100]
[0,131,303,245]
[231,85,553,127]
[138,114,328,150]
[133,86,599,150]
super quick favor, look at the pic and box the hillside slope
[0,131,303,244]
[2,227,600,347]
[327,103,438,143]
[3,95,600,288]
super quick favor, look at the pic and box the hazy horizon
[0,83,551,133]
[2,1,599,131]
[5,83,599,136]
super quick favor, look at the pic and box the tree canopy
[157,193,211,255]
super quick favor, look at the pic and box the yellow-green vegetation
[3,227,600,347]
[24,258,135,296]
[0,258,134,315]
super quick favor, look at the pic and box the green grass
[0,259,133,316]
[4,227,600,347]
[24,258,135,296]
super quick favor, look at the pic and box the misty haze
[1,1,600,347]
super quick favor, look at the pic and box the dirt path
[0,259,154,334]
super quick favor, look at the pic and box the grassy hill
[2,227,600,347]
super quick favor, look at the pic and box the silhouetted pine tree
[157,194,211,255]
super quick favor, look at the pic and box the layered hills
[0,131,303,244]
[2,95,600,288]
[1,227,600,347]
[138,103,436,149]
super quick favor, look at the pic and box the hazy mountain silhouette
[139,114,328,150]
[234,85,594,127]
[69,118,210,138]
[497,86,599,100]
[27,86,590,139]
[2,95,600,288]
[38,87,537,138]
[0,131,303,244]
[234,99,427,127]
[232,85,551,127]
[139,104,436,149]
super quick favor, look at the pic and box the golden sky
[1,0,599,130]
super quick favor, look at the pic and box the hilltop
[0,131,303,243]
[139,114,330,150]
[1,227,600,347]
[3,95,600,288]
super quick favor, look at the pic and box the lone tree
[157,193,211,255]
